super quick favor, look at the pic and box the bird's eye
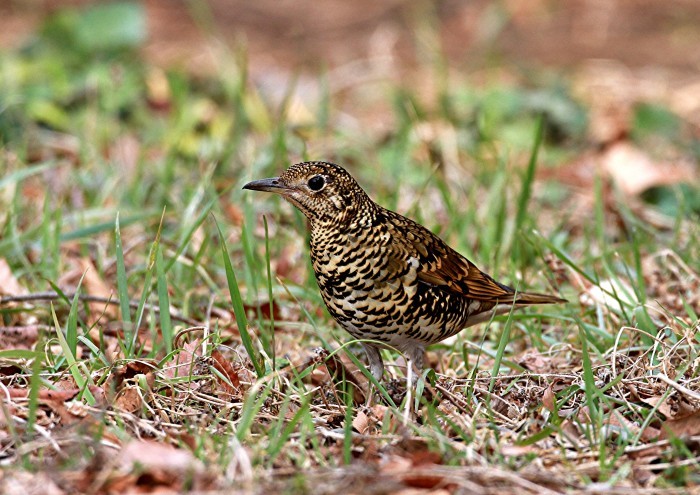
[307,175,325,191]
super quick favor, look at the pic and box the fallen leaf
[352,410,370,435]
[309,364,331,387]
[382,450,446,490]
[518,351,550,372]
[109,360,157,393]
[371,404,388,423]
[221,201,244,227]
[0,471,65,495]
[146,67,172,111]
[108,439,207,493]
[0,259,27,297]
[211,349,241,394]
[660,410,700,439]
[163,339,202,379]
[119,439,203,472]
[243,299,283,321]
[559,419,583,447]
[542,384,556,413]
[323,350,367,405]
[640,394,674,418]
[0,326,40,350]
[500,444,540,457]
[601,142,696,197]
[400,472,448,490]
[605,409,658,442]
[114,385,144,414]
[6,388,80,401]
[108,134,141,182]
[80,257,119,324]
[580,278,637,312]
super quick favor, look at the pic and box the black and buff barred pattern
[244,161,566,381]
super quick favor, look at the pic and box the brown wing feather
[416,237,517,302]
[383,209,516,303]
[381,208,566,305]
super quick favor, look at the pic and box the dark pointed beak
[242,177,288,193]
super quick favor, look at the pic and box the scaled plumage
[244,161,566,381]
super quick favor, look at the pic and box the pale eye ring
[308,175,325,191]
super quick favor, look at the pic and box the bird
[243,161,566,383]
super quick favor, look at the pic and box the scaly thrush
[244,161,566,381]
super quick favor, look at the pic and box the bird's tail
[512,291,567,305]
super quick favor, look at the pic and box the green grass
[0,4,699,493]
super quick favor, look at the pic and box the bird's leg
[402,344,425,424]
[362,343,384,382]
[362,343,384,406]
[403,360,413,425]
[404,344,425,385]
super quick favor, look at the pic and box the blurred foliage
[440,84,588,155]
[631,102,681,143]
[0,3,698,492]
[1,1,147,142]
[641,183,700,217]
[40,1,146,56]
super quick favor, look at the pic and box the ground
[0,1,699,494]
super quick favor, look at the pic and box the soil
[2,0,699,75]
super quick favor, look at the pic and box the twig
[0,291,202,327]
[656,373,700,401]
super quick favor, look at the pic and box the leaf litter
[1,8,700,492]
[2,217,699,493]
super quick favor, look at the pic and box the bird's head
[243,161,371,226]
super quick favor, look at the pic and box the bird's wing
[382,210,516,302]
[420,243,516,301]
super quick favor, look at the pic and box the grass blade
[343,385,353,465]
[514,114,544,233]
[26,351,44,433]
[0,161,58,190]
[66,271,87,357]
[263,215,275,363]
[115,213,132,327]
[164,193,219,273]
[215,217,265,378]
[61,212,157,241]
[489,305,516,393]
[51,304,95,405]
[156,244,173,354]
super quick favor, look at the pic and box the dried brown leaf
[108,440,206,493]
[163,339,202,379]
[211,349,241,394]
[6,387,79,401]
[500,444,540,457]
[108,360,157,395]
[222,201,244,227]
[601,142,696,197]
[0,326,40,350]
[0,258,27,297]
[605,409,659,442]
[119,439,202,471]
[78,257,119,324]
[542,384,556,413]
[108,134,141,182]
[114,386,144,414]
[371,404,388,423]
[323,350,368,405]
[146,67,172,111]
[640,394,674,418]
[660,410,700,439]
[0,471,65,495]
[352,410,370,435]
[382,450,446,490]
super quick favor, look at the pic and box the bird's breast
[310,234,417,329]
